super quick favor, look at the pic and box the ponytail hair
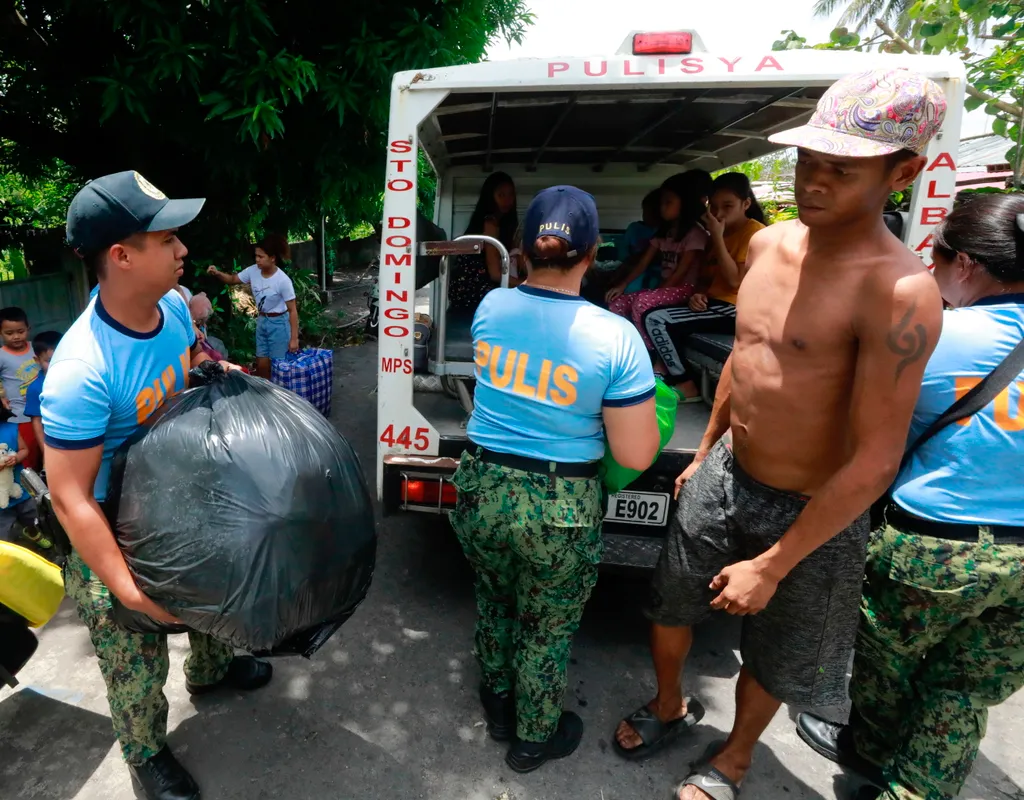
[932,194,1024,284]
[527,236,596,272]
[711,172,765,225]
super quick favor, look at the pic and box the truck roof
[393,39,965,175]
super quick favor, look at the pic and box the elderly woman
[797,193,1024,800]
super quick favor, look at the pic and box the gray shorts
[645,440,869,707]
[0,497,38,543]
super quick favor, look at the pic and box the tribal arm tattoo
[886,302,928,383]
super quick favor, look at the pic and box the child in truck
[616,189,663,293]
[605,170,711,384]
[643,172,767,400]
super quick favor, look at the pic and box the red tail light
[402,477,457,506]
[633,32,693,55]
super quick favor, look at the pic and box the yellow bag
[0,541,64,628]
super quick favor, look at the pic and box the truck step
[601,533,664,570]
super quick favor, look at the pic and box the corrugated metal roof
[958,135,1014,169]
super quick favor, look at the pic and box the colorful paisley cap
[769,68,947,158]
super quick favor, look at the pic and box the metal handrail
[433,235,511,376]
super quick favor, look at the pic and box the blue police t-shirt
[23,372,43,418]
[893,295,1024,525]
[467,286,656,462]
[41,290,196,501]
[0,420,28,507]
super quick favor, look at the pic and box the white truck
[376,30,967,568]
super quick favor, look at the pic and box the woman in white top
[207,233,299,378]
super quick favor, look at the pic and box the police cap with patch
[66,171,205,255]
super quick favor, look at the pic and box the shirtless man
[611,69,948,800]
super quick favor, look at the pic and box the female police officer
[797,194,1024,800]
[450,185,660,773]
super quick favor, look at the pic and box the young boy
[23,331,62,471]
[617,189,663,293]
[0,308,41,470]
[0,405,49,550]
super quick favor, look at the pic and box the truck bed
[414,390,710,454]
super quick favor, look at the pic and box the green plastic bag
[599,377,679,494]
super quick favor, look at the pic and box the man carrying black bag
[41,172,272,800]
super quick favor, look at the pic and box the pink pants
[609,285,694,350]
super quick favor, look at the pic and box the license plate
[604,491,670,526]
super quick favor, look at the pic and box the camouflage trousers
[63,550,234,765]
[449,451,603,743]
[850,522,1024,800]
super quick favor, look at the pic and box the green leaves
[94,62,151,124]
[827,26,863,46]
[2,0,535,267]
[772,30,809,51]
[0,146,78,232]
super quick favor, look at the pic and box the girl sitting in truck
[642,172,766,400]
[449,172,520,312]
[604,170,711,380]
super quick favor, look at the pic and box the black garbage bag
[107,368,376,657]
[0,606,38,690]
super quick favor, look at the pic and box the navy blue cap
[66,171,205,254]
[523,186,599,260]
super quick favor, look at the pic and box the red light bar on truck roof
[633,32,693,56]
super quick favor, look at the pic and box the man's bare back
[729,219,938,495]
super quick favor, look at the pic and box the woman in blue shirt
[450,186,660,774]
[797,194,1024,800]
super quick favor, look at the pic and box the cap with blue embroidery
[66,171,205,255]
[523,186,599,260]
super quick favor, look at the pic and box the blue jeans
[255,315,290,359]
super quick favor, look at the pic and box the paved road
[3,342,1022,800]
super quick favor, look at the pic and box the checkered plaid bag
[271,348,334,416]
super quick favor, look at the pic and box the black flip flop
[612,698,706,761]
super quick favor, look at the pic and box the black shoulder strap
[902,336,1024,468]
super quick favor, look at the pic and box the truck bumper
[382,447,695,570]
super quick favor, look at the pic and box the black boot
[186,656,273,695]
[505,711,584,774]
[796,712,886,786]
[479,683,515,742]
[129,746,200,800]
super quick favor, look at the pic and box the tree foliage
[0,0,533,261]
[811,0,919,37]
[0,147,77,232]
